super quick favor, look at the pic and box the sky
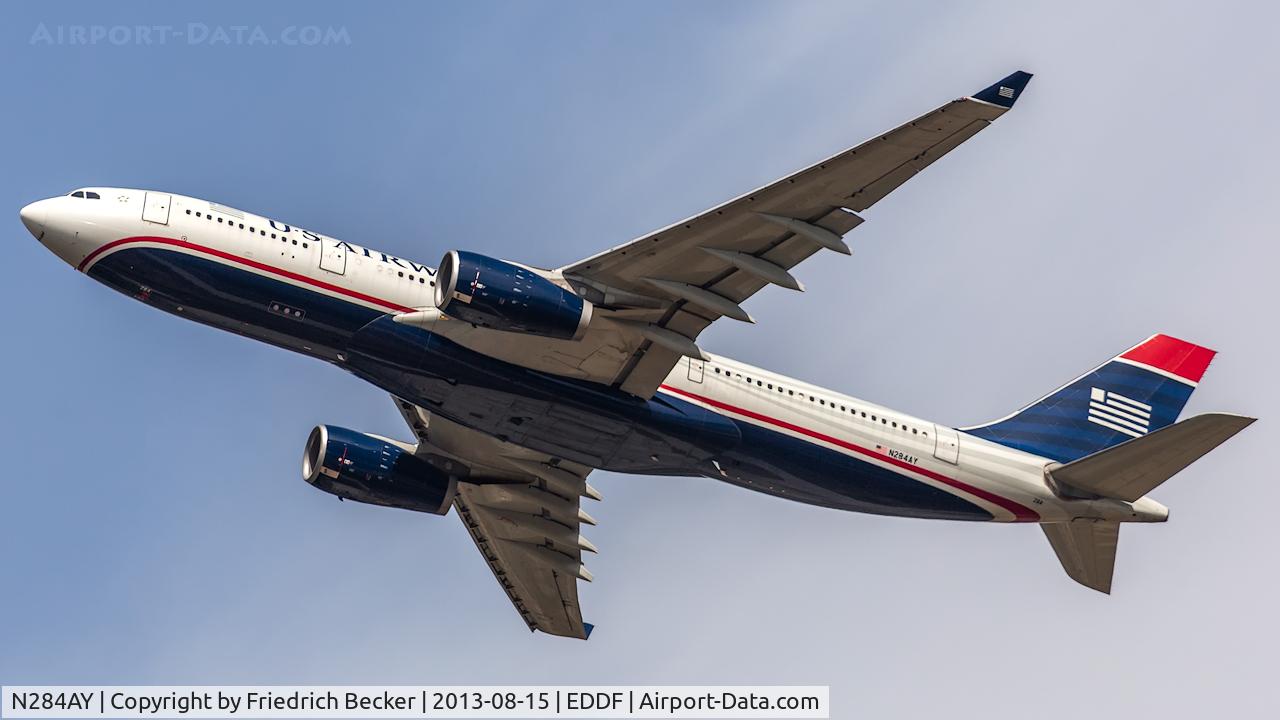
[1,0,1277,716]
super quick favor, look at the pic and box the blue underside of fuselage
[87,247,992,521]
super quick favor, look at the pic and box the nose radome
[19,200,47,238]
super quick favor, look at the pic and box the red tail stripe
[659,384,1040,522]
[1119,334,1216,384]
[77,236,415,313]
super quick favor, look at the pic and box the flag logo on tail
[997,86,1016,99]
[1087,387,1151,438]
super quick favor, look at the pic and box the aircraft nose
[19,200,47,239]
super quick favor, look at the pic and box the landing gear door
[142,192,171,225]
[319,237,347,275]
[933,424,959,464]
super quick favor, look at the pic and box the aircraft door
[142,192,171,225]
[933,424,960,464]
[687,357,705,383]
[319,237,347,275]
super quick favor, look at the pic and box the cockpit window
[68,190,100,199]
[70,191,84,198]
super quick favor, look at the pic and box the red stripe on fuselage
[77,236,416,313]
[659,384,1040,522]
[80,236,1037,520]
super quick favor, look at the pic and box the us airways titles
[262,218,437,276]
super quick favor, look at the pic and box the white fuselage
[21,188,1168,525]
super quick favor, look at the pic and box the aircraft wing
[558,71,1032,397]
[393,397,601,639]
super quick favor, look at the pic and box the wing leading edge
[393,398,601,639]
[557,70,1033,397]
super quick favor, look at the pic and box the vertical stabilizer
[966,334,1216,462]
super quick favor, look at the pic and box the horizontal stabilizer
[1049,413,1255,502]
[1043,520,1120,594]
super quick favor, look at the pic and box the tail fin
[965,334,1217,462]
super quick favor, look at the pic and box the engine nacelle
[302,425,455,515]
[434,250,592,340]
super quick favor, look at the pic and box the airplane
[19,71,1254,639]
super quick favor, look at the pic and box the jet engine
[302,425,456,514]
[434,250,592,340]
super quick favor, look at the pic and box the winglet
[971,70,1034,108]
[583,622,595,640]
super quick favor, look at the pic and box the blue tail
[964,335,1217,463]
